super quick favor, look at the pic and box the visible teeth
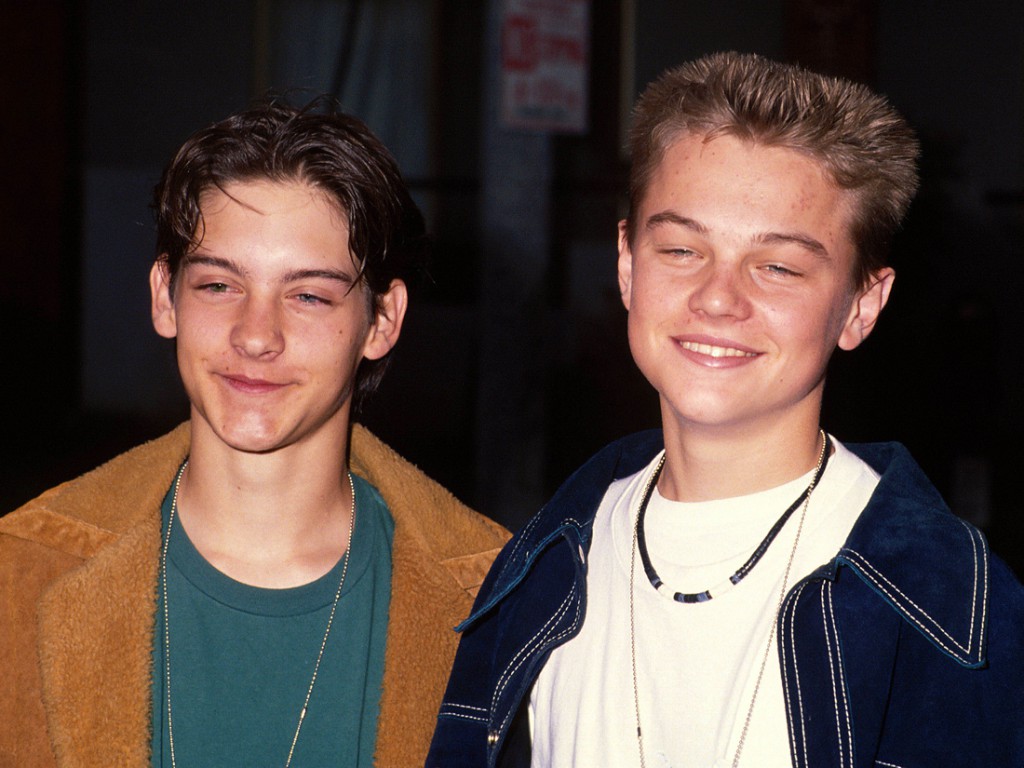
[681,341,756,358]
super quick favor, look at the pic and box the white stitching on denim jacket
[437,701,490,723]
[444,708,487,720]
[846,551,964,658]
[437,710,489,723]
[841,545,985,663]
[475,521,585,630]
[502,507,555,574]
[780,603,797,767]
[781,582,811,768]
[496,586,584,737]
[820,586,843,767]
[782,614,798,768]
[875,760,905,767]
[822,584,853,768]
[491,583,574,712]
[960,518,980,651]
[506,512,543,564]
[829,585,854,767]
[507,515,584,569]
[975,519,989,660]
[492,579,580,718]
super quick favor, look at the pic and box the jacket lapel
[30,423,504,768]
[780,442,993,767]
[350,425,511,767]
[32,425,190,767]
[843,443,989,667]
[37,517,161,767]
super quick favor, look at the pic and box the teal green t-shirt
[150,473,394,767]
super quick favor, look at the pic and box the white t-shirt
[529,438,880,768]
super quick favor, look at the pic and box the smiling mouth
[679,341,758,358]
[221,374,287,392]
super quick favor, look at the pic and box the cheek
[173,313,235,373]
[632,272,680,319]
[824,287,859,339]
[800,299,856,360]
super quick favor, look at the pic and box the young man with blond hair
[430,52,1024,767]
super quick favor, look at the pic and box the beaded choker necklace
[636,433,832,603]
[629,430,830,768]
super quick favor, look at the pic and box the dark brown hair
[153,96,427,408]
[626,52,920,287]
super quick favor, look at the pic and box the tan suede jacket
[0,423,509,767]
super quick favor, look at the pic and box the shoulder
[460,430,663,628]
[349,424,510,597]
[511,428,663,553]
[826,441,1024,667]
[0,424,190,558]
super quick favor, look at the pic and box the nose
[231,296,284,358]
[687,263,752,320]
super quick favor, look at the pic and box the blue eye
[296,293,331,305]
[764,264,799,277]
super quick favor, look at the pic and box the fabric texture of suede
[0,423,509,767]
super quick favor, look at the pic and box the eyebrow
[644,210,830,258]
[281,268,357,285]
[645,211,708,235]
[182,254,244,275]
[183,254,357,284]
[756,231,829,258]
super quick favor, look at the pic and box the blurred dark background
[1,0,1022,576]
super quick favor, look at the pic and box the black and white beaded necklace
[630,430,832,768]
[635,433,832,603]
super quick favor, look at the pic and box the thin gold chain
[630,429,827,768]
[161,461,357,768]
[629,451,665,768]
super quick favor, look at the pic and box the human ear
[362,279,408,361]
[150,260,178,339]
[838,268,895,351]
[617,220,633,311]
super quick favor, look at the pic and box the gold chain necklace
[160,460,357,768]
[629,430,828,768]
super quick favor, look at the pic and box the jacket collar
[465,430,662,624]
[468,433,990,668]
[837,442,989,667]
[31,423,507,767]
[35,426,188,765]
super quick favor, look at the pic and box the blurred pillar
[474,0,553,530]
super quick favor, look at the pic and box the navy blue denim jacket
[428,431,1024,767]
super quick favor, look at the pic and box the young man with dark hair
[430,52,1024,767]
[0,100,509,767]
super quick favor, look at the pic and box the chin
[213,420,293,454]
[662,396,759,431]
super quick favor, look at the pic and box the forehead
[197,178,347,226]
[650,132,843,204]
[191,179,356,267]
[642,133,857,249]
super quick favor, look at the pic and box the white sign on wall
[500,0,590,133]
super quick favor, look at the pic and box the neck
[658,412,824,503]
[175,421,354,588]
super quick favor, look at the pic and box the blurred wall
[2,0,1022,572]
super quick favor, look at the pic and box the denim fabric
[428,433,1024,767]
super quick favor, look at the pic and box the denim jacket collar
[461,432,990,669]
[459,430,662,628]
[837,442,989,667]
